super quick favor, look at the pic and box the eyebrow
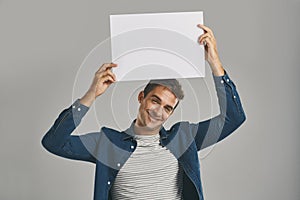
[151,95,174,111]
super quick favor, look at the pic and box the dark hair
[143,79,184,110]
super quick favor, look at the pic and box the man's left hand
[197,24,225,76]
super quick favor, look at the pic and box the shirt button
[233,95,237,99]
[72,105,76,108]
[77,107,81,111]
[226,79,230,82]
[131,145,134,149]
[107,181,111,185]
[117,163,121,167]
[221,80,224,84]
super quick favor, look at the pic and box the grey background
[1,0,299,199]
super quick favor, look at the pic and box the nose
[150,104,163,118]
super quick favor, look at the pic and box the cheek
[162,114,169,121]
[147,104,157,110]
[140,102,151,113]
[142,101,154,110]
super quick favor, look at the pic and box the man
[42,24,246,200]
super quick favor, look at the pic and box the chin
[145,124,160,131]
[146,120,163,130]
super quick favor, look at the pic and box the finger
[197,24,214,37]
[198,35,210,45]
[96,67,114,80]
[101,74,115,84]
[198,33,211,44]
[203,37,214,48]
[101,63,118,72]
[101,69,117,81]
[199,33,216,46]
[98,63,118,73]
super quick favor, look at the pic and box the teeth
[147,111,161,121]
[150,115,160,121]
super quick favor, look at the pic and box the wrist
[209,60,224,76]
[80,91,96,107]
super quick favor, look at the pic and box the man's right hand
[80,63,118,107]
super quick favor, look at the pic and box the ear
[138,91,144,103]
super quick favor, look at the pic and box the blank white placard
[110,11,205,81]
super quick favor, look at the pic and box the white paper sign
[110,11,205,81]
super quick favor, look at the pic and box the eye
[164,107,172,114]
[151,99,159,104]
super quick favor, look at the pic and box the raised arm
[197,24,224,76]
[79,62,117,107]
[41,63,118,162]
[192,24,246,150]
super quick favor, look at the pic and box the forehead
[146,85,178,106]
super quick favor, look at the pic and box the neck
[133,122,160,136]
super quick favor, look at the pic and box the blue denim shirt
[42,72,246,200]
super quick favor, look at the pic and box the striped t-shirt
[110,133,183,199]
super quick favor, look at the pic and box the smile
[147,111,162,122]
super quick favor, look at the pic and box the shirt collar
[123,119,167,140]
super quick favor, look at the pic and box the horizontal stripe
[111,134,183,200]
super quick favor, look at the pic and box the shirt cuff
[212,70,233,88]
[70,99,90,125]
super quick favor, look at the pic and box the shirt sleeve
[191,71,246,151]
[41,99,98,163]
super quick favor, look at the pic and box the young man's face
[136,85,178,131]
